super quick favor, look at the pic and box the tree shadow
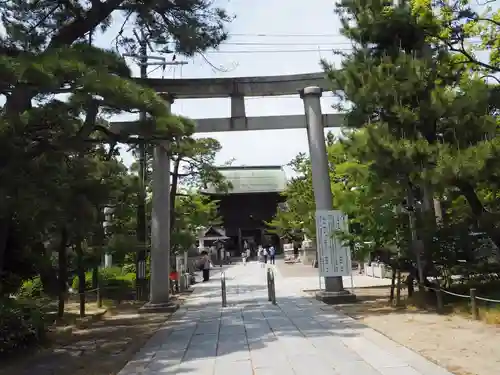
[0,299,179,375]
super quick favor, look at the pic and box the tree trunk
[389,266,396,303]
[0,217,9,295]
[35,241,59,296]
[396,268,402,305]
[407,271,414,298]
[170,157,181,233]
[92,267,98,289]
[57,227,68,319]
[456,180,500,248]
[75,240,86,318]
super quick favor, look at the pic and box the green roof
[203,166,287,194]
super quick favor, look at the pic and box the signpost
[315,210,352,277]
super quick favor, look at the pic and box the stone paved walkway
[117,262,454,375]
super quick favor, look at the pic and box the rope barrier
[422,283,500,303]
[475,296,500,303]
[414,281,500,320]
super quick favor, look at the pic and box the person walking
[263,246,268,264]
[269,245,276,264]
[242,250,247,265]
[200,251,211,282]
[258,246,265,268]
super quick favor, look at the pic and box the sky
[93,0,349,177]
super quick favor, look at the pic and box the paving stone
[289,354,338,375]
[253,366,296,375]
[153,348,185,361]
[388,345,454,375]
[378,366,425,375]
[214,359,253,375]
[342,336,408,369]
[309,335,363,363]
[333,360,383,375]
[147,358,182,371]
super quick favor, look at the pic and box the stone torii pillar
[142,94,178,312]
[299,86,355,303]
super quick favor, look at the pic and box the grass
[449,300,500,325]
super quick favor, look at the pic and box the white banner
[315,210,352,277]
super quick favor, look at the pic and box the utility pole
[127,29,187,301]
[136,30,148,301]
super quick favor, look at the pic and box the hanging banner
[315,210,352,277]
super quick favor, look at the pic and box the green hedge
[72,267,136,300]
[0,298,46,358]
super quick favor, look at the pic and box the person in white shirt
[263,247,268,264]
[258,246,265,268]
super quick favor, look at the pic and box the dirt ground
[325,288,500,375]
[0,295,187,375]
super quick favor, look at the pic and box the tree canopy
[0,0,232,319]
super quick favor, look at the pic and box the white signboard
[315,210,352,277]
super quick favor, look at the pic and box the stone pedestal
[301,239,317,265]
[315,290,356,304]
[283,243,295,260]
[139,301,179,314]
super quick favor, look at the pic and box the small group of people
[242,248,251,265]
[241,244,276,266]
[258,244,276,267]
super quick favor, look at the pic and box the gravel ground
[329,288,500,375]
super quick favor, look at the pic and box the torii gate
[111,72,353,310]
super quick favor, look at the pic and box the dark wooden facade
[204,192,285,254]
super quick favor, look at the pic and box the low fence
[423,283,500,320]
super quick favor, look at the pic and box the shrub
[71,266,123,290]
[0,298,46,358]
[122,263,135,274]
[71,268,136,301]
[17,276,45,299]
[104,273,136,300]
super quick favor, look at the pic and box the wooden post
[470,288,479,320]
[396,269,402,306]
[389,267,396,303]
[96,271,102,308]
[435,286,444,314]
[96,287,102,309]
